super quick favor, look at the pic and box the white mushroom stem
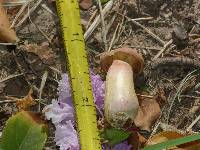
[104,60,139,128]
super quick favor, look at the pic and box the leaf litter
[0,0,200,150]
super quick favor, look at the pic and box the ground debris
[172,23,189,49]
[20,43,55,65]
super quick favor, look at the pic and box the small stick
[160,123,186,134]
[105,14,117,37]
[149,121,161,138]
[117,12,165,46]
[149,57,200,71]
[187,114,200,132]
[153,39,173,60]
[12,51,39,92]
[131,17,153,21]
[0,42,16,46]
[41,3,56,16]
[86,9,98,29]
[2,0,30,7]
[108,23,119,51]
[16,0,43,28]
[38,71,48,111]
[48,66,62,74]
[114,10,125,46]
[84,0,114,40]
[28,4,52,43]
[130,45,161,51]
[97,0,108,50]
[10,2,29,28]
[0,98,46,105]
[0,73,23,83]
[0,99,17,103]
[136,93,154,98]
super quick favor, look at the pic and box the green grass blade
[142,133,200,150]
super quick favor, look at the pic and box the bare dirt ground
[0,0,200,149]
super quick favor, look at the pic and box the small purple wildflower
[55,121,79,150]
[90,71,105,110]
[44,100,74,125]
[57,74,72,105]
[113,141,132,150]
[44,71,105,150]
[102,141,132,150]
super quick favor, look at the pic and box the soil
[0,0,200,149]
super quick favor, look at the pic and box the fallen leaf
[100,127,132,146]
[134,92,161,131]
[79,0,93,10]
[0,3,19,42]
[147,131,183,146]
[16,89,37,110]
[146,131,200,150]
[1,111,47,150]
[155,87,167,106]
[21,43,55,65]
[128,132,147,150]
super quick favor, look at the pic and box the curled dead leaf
[0,3,19,42]
[146,131,200,150]
[21,43,55,65]
[16,89,37,111]
[134,92,161,131]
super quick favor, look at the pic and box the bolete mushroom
[100,48,144,128]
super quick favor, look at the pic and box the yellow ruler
[56,0,101,150]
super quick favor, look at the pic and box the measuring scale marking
[56,0,101,150]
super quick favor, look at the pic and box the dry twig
[0,73,23,83]
[84,0,114,40]
[153,39,173,60]
[10,2,29,28]
[97,0,108,50]
[27,4,51,43]
[187,114,200,132]
[108,23,119,51]
[117,12,165,46]
[16,0,43,28]
[38,70,48,111]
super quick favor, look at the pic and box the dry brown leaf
[16,89,37,111]
[128,132,147,149]
[79,0,93,10]
[22,43,55,65]
[0,3,19,42]
[134,92,161,131]
[146,131,200,150]
[146,131,183,146]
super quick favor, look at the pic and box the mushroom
[100,48,144,128]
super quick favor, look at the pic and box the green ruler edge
[56,0,101,150]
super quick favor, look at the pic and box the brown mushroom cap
[100,48,144,74]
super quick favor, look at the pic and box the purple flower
[113,141,132,150]
[57,73,73,106]
[90,71,105,110]
[44,71,105,150]
[43,100,74,125]
[103,141,132,150]
[55,121,79,150]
